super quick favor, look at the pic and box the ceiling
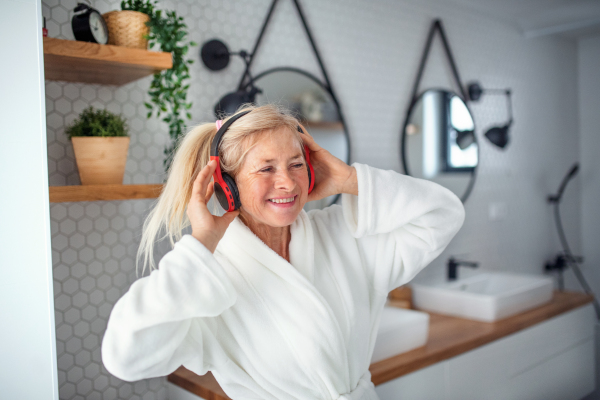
[444,0,600,38]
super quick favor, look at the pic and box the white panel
[0,0,57,399]
[446,305,595,400]
[167,381,208,400]
[508,304,595,375]
[446,329,513,400]
[578,36,600,400]
[505,339,595,400]
[375,362,446,400]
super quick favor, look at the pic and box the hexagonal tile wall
[44,0,578,398]
[51,199,168,400]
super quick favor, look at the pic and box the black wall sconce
[200,38,263,116]
[199,0,279,117]
[467,82,513,149]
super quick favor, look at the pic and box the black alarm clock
[71,3,109,44]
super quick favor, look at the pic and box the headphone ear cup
[303,144,315,194]
[213,181,231,211]
[221,173,241,210]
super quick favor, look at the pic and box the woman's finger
[192,160,217,204]
[199,160,218,201]
[190,168,204,203]
[298,124,322,151]
[204,181,215,204]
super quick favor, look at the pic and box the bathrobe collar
[222,210,316,285]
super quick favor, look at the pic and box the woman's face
[235,127,308,228]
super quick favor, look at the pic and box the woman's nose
[274,169,296,191]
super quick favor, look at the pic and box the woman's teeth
[269,197,295,204]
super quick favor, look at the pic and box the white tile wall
[42,0,582,398]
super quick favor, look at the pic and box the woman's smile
[267,195,297,206]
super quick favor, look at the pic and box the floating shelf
[43,37,172,86]
[302,120,344,130]
[49,184,163,203]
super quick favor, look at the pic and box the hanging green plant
[120,0,196,173]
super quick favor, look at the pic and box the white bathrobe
[102,163,465,400]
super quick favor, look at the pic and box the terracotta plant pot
[71,137,130,185]
[102,10,150,49]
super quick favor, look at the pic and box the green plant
[120,0,155,15]
[121,0,196,172]
[65,107,129,139]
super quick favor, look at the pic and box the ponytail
[135,103,303,276]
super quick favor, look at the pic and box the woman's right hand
[188,159,239,253]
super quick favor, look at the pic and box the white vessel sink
[371,306,429,363]
[411,272,554,322]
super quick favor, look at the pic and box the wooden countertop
[167,290,594,399]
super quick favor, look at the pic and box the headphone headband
[210,110,252,157]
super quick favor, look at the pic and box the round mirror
[401,89,479,202]
[246,67,351,211]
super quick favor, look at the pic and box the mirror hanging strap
[409,19,468,103]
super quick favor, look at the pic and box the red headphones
[210,110,315,212]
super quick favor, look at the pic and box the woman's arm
[300,128,464,293]
[101,235,236,381]
[340,163,465,293]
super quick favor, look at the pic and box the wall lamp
[200,39,263,117]
[467,82,513,149]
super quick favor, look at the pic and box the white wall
[578,33,600,323]
[0,0,58,398]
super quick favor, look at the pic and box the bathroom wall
[578,33,600,319]
[42,0,582,398]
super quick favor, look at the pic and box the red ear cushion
[304,144,315,194]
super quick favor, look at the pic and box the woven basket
[102,10,150,49]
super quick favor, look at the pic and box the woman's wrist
[340,166,358,196]
[192,231,219,253]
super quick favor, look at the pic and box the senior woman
[101,104,465,400]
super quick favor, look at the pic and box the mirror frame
[242,66,352,207]
[400,87,479,203]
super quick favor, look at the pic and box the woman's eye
[260,167,273,173]
[292,163,304,169]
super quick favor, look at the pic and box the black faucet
[447,257,479,281]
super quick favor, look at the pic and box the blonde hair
[136,103,305,275]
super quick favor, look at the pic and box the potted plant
[66,106,130,185]
[104,0,195,172]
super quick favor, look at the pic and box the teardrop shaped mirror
[401,89,479,202]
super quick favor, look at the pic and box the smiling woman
[236,128,310,250]
[101,103,466,400]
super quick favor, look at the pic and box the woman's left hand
[299,124,358,202]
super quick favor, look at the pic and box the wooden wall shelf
[49,184,163,203]
[43,37,172,86]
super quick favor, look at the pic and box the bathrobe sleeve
[339,163,465,293]
[101,235,237,382]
